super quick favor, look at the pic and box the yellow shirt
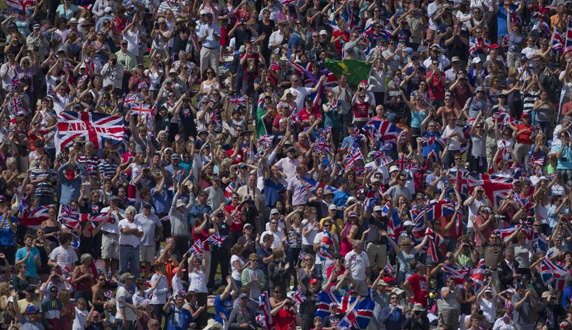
[551,14,568,33]
[319,217,344,238]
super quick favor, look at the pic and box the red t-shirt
[353,102,370,120]
[426,71,445,101]
[275,308,296,330]
[515,123,532,144]
[225,204,243,232]
[408,273,429,306]
[332,30,350,52]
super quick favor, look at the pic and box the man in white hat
[198,11,221,78]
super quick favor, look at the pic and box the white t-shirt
[230,255,244,281]
[118,219,143,247]
[259,230,284,249]
[188,269,208,293]
[344,250,370,281]
[301,220,318,246]
[49,246,78,277]
[478,296,497,323]
[442,125,464,151]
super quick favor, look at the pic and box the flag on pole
[207,232,227,247]
[565,17,572,53]
[258,292,274,330]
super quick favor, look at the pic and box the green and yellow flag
[325,59,372,87]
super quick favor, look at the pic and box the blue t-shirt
[166,306,194,330]
[556,144,572,170]
[15,247,40,279]
[214,295,233,324]
[0,216,17,246]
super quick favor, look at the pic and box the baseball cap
[403,220,414,227]
[319,30,328,35]
[270,208,280,215]
[389,165,399,173]
[171,153,180,160]
[104,6,112,13]
[120,273,134,282]
[373,206,383,212]
[310,278,319,285]
[328,204,337,211]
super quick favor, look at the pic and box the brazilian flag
[325,59,372,87]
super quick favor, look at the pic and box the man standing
[15,234,41,282]
[118,206,143,279]
[41,286,62,330]
[198,11,221,78]
[100,196,124,282]
[344,240,371,297]
[116,273,138,330]
[135,203,162,279]
[47,232,78,280]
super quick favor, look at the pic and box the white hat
[403,221,414,227]
[346,196,357,204]
[373,205,383,212]
[69,18,78,24]
[200,9,208,15]
[78,18,86,25]
[430,43,441,50]
[104,6,112,13]
[389,165,399,173]
[328,204,337,211]
[472,57,482,64]
[319,30,328,35]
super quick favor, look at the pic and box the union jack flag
[449,170,469,195]
[292,288,306,304]
[319,230,334,261]
[189,239,204,258]
[553,27,564,52]
[19,204,51,227]
[5,0,35,11]
[425,227,444,264]
[228,95,247,106]
[540,258,569,291]
[362,119,403,144]
[9,97,24,114]
[207,232,227,247]
[384,262,394,274]
[469,37,491,57]
[10,77,21,92]
[443,265,470,284]
[258,134,274,148]
[565,16,572,53]
[103,290,114,299]
[124,93,138,108]
[470,259,487,286]
[258,292,274,330]
[395,154,409,172]
[494,226,519,243]
[225,182,239,199]
[130,102,153,117]
[300,177,338,194]
[279,0,296,5]
[56,111,126,151]
[338,297,375,330]
[382,203,402,240]
[345,146,364,169]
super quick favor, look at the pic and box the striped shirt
[30,168,56,197]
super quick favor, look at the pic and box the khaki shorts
[102,232,119,260]
[139,245,156,263]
